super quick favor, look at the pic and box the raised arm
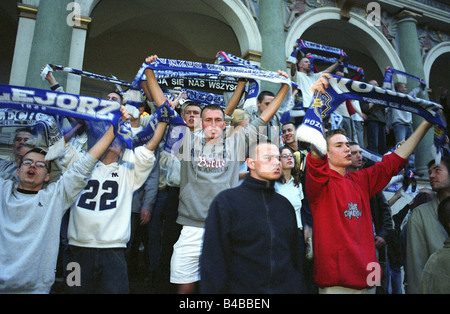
[88,106,130,160]
[322,55,345,74]
[258,71,290,123]
[144,121,167,152]
[143,55,168,107]
[394,120,432,160]
[306,72,332,160]
[224,79,247,117]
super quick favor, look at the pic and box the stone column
[66,15,92,94]
[25,0,74,89]
[258,0,287,92]
[396,9,433,174]
[9,3,39,86]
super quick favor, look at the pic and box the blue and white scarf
[162,88,225,107]
[42,64,132,88]
[0,83,133,150]
[306,54,365,81]
[132,53,292,122]
[0,108,64,160]
[296,75,446,161]
[133,100,186,149]
[131,55,291,91]
[383,67,426,90]
[288,39,348,67]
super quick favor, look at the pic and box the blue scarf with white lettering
[383,67,426,90]
[214,51,265,112]
[0,83,133,150]
[163,88,225,107]
[296,75,446,161]
[288,39,349,69]
[133,53,291,125]
[131,55,290,91]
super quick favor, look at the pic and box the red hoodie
[306,152,406,289]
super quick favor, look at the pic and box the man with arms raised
[143,54,290,293]
[304,73,433,294]
[0,107,130,293]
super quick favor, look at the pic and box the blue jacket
[200,175,305,294]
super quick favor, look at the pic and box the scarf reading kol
[0,83,133,150]
[296,75,446,161]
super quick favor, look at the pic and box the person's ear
[44,172,51,184]
[246,158,255,171]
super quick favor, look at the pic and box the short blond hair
[230,109,247,127]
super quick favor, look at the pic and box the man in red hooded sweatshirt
[305,73,432,294]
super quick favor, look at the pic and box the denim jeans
[366,121,387,155]
[66,246,129,294]
[393,123,414,168]
[392,123,413,145]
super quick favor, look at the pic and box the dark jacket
[200,175,305,294]
[370,192,393,241]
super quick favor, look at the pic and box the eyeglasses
[22,159,48,169]
[281,154,294,159]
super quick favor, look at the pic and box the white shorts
[170,226,204,284]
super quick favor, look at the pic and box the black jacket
[200,175,305,294]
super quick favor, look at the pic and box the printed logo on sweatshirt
[111,172,119,178]
[197,156,226,169]
[344,202,362,220]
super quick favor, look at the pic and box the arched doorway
[80,0,260,97]
[423,41,450,102]
[285,7,404,84]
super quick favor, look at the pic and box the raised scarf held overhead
[296,75,446,161]
[383,67,426,90]
[131,55,291,95]
[0,83,133,150]
[288,39,349,66]
[306,54,365,81]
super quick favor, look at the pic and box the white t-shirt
[275,178,304,229]
[68,146,156,248]
[292,71,323,109]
